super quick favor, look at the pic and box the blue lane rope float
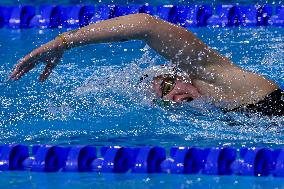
[1,144,284,177]
[0,4,284,29]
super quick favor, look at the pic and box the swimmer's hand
[10,37,65,82]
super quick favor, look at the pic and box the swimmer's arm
[11,13,230,82]
[63,13,229,69]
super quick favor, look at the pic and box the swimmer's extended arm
[62,13,228,68]
[10,13,228,81]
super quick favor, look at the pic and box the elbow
[134,13,154,23]
[132,13,155,39]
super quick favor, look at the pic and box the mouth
[186,97,194,102]
[153,96,194,107]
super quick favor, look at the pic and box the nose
[162,81,201,102]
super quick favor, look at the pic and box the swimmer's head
[138,65,201,104]
[152,74,201,103]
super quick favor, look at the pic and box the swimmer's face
[152,75,201,102]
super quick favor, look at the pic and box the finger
[13,63,36,80]
[10,59,26,79]
[39,63,55,82]
[10,55,36,79]
[10,60,35,80]
[39,57,60,82]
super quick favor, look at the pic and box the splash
[0,28,283,147]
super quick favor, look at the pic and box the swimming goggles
[156,74,177,98]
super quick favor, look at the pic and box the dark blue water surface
[0,26,283,188]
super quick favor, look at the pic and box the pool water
[0,26,284,188]
[1,171,284,189]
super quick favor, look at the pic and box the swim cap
[137,65,188,85]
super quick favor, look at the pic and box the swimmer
[10,13,284,116]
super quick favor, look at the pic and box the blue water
[0,26,284,188]
[1,172,284,189]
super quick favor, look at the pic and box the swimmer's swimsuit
[232,89,284,116]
